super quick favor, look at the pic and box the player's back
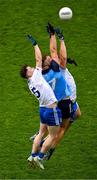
[42,61,71,101]
[60,67,76,101]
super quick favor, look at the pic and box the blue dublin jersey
[42,60,71,101]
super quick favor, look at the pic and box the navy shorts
[39,106,62,126]
[58,99,72,119]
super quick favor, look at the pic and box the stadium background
[0,0,97,179]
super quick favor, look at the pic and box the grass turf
[0,0,97,179]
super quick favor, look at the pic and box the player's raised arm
[55,29,78,67]
[59,40,67,68]
[46,23,59,64]
[55,28,67,69]
[27,35,42,68]
[34,44,42,68]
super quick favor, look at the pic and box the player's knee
[38,131,45,138]
[49,134,57,142]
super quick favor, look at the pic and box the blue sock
[38,152,45,159]
[32,152,38,157]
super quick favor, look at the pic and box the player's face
[26,66,34,78]
[42,56,51,70]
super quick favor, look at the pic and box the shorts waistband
[40,102,57,109]
[62,96,70,100]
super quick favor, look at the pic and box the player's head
[42,55,51,70]
[20,65,34,79]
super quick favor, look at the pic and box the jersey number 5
[31,87,40,98]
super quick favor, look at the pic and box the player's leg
[33,106,62,168]
[45,99,72,160]
[27,122,47,162]
[44,118,71,160]
[40,125,60,153]
[33,124,60,169]
[29,131,48,149]
[52,118,71,147]
[32,123,47,154]
[36,106,61,157]
[34,125,60,168]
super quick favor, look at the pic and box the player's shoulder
[35,66,42,72]
[28,67,42,83]
[33,66,42,77]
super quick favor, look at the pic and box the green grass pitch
[0,0,97,179]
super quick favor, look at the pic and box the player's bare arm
[34,45,42,68]
[59,40,67,68]
[54,28,67,69]
[27,35,42,68]
[47,23,59,64]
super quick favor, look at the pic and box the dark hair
[20,65,28,78]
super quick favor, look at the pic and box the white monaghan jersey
[60,68,76,101]
[28,67,57,106]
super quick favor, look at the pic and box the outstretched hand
[46,22,55,36]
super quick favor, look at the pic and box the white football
[59,7,73,20]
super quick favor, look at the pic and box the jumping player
[20,42,62,169]
[55,27,81,120]
[44,23,81,159]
